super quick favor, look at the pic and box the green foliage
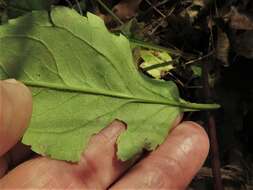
[191,65,202,77]
[139,50,174,79]
[0,7,219,162]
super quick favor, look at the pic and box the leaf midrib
[23,80,219,110]
[24,80,172,104]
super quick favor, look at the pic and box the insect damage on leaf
[0,7,219,162]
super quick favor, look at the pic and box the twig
[207,113,223,190]
[150,4,176,35]
[129,38,196,59]
[95,0,124,25]
[202,14,224,190]
[73,0,83,15]
[4,5,28,13]
[93,0,196,60]
[209,4,224,190]
[185,51,214,65]
[142,60,175,71]
[64,0,73,7]
[144,0,166,18]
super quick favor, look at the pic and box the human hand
[0,79,209,189]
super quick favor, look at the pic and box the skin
[0,79,209,189]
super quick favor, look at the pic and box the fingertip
[176,121,210,157]
[0,79,32,156]
[89,120,126,146]
[110,121,210,190]
[164,121,210,187]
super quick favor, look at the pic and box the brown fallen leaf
[226,6,253,30]
[112,0,142,21]
[216,27,230,66]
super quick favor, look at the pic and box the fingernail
[4,79,18,84]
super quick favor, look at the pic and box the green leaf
[0,7,219,162]
[139,50,174,79]
[191,65,202,77]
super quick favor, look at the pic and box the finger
[77,120,131,188]
[0,121,128,189]
[110,121,210,190]
[0,79,32,156]
[0,116,182,189]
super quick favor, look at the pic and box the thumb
[0,79,32,156]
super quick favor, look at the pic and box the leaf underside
[0,7,218,162]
